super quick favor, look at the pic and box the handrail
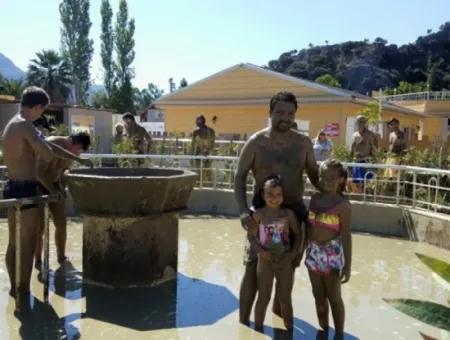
[379,90,450,102]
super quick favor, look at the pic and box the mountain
[0,53,25,80]
[266,22,450,94]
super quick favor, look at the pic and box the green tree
[315,74,341,88]
[0,79,25,99]
[100,0,114,97]
[134,83,164,111]
[91,90,110,109]
[357,100,380,126]
[27,50,72,103]
[179,77,188,88]
[111,0,135,113]
[60,0,94,104]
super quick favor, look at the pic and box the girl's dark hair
[263,174,282,191]
[320,159,348,195]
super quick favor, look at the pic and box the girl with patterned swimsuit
[247,176,301,332]
[306,159,352,339]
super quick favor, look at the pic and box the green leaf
[384,299,450,331]
[416,253,450,283]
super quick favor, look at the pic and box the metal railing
[379,90,450,102]
[79,154,450,215]
[0,195,59,309]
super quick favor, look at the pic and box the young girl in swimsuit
[306,159,352,339]
[247,176,301,332]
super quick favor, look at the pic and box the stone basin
[67,168,197,216]
[66,167,197,287]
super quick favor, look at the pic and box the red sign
[324,123,339,137]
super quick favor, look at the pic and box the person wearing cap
[384,118,407,181]
[313,129,333,162]
[350,115,378,193]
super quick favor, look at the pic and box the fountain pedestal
[67,168,196,287]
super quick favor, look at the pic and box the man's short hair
[70,132,91,151]
[387,118,399,126]
[122,112,135,122]
[21,86,50,108]
[356,115,367,123]
[269,91,298,112]
[196,115,206,123]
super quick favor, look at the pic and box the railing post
[434,174,440,212]
[395,169,401,205]
[199,158,204,188]
[412,173,417,208]
[213,164,217,189]
[14,203,21,307]
[43,203,50,303]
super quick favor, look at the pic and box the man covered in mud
[122,112,152,154]
[34,132,91,267]
[234,91,320,325]
[2,86,92,308]
[191,115,216,183]
[350,115,378,193]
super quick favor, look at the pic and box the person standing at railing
[313,130,333,162]
[384,118,407,181]
[34,132,91,268]
[191,115,216,184]
[122,112,152,167]
[350,115,378,193]
[234,91,320,327]
[1,86,92,310]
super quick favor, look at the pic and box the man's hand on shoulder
[240,211,257,231]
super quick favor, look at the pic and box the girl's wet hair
[263,175,282,191]
[320,159,348,195]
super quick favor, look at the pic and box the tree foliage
[100,0,114,98]
[357,101,380,126]
[91,90,110,109]
[267,22,450,94]
[0,78,25,99]
[60,0,94,104]
[111,0,135,113]
[134,83,164,111]
[315,74,341,88]
[27,50,72,103]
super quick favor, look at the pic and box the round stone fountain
[66,168,197,287]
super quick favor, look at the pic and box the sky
[1,0,449,92]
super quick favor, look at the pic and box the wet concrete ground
[0,216,449,340]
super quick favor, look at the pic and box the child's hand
[341,267,351,284]
[258,251,271,261]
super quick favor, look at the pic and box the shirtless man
[122,112,152,154]
[2,86,92,307]
[350,115,378,193]
[384,118,407,185]
[34,132,91,267]
[234,91,320,325]
[191,115,216,182]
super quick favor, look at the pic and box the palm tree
[0,78,25,99]
[27,50,72,103]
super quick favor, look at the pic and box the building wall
[162,101,425,146]
[65,107,113,153]
[0,103,19,134]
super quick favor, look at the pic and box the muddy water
[0,217,448,340]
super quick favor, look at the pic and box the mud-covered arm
[287,209,301,256]
[23,123,54,162]
[36,158,58,194]
[47,140,92,167]
[234,139,257,230]
[247,211,263,253]
[340,200,352,283]
[305,138,320,191]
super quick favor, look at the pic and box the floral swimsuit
[305,205,345,276]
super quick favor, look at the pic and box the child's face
[264,185,283,208]
[319,166,343,194]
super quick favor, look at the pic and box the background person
[313,130,333,161]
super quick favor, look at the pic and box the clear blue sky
[1,0,449,92]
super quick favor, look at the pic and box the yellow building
[156,63,430,148]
